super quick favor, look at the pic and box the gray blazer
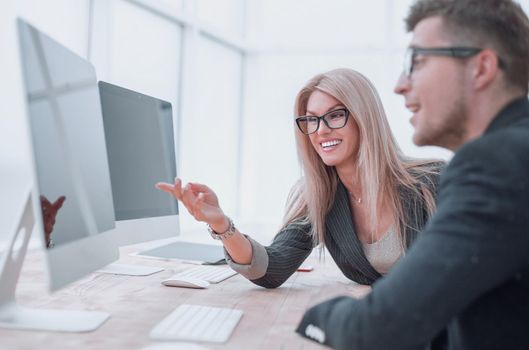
[226,163,442,288]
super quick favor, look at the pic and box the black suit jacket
[296,97,529,350]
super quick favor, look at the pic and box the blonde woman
[157,68,443,288]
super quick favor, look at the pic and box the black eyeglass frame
[295,108,350,135]
[404,46,507,77]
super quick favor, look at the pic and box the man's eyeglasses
[403,46,507,77]
[295,108,350,135]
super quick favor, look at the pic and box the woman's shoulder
[400,160,446,198]
[409,159,446,172]
[408,160,445,185]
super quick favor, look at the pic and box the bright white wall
[197,0,245,37]
[106,0,182,103]
[180,38,242,217]
[1,0,90,168]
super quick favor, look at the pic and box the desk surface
[1,242,367,350]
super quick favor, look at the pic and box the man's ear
[472,49,501,90]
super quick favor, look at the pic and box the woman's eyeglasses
[295,108,350,135]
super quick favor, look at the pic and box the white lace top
[361,226,403,275]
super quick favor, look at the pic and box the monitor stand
[0,190,109,332]
[96,262,163,276]
[135,240,226,265]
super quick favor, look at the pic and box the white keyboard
[172,265,237,283]
[150,304,243,343]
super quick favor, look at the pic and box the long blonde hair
[283,68,439,247]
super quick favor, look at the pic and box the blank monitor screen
[98,82,178,222]
[19,21,115,247]
[18,19,118,290]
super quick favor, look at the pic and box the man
[296,0,529,349]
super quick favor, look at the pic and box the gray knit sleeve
[224,235,270,280]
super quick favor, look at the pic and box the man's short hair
[405,0,529,93]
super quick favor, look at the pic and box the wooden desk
[1,244,367,350]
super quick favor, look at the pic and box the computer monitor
[98,82,179,246]
[0,19,118,332]
[98,82,225,264]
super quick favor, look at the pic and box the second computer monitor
[98,82,179,245]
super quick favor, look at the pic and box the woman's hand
[156,178,227,230]
[157,178,252,264]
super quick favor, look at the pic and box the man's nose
[394,71,410,95]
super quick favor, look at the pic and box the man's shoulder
[448,118,529,177]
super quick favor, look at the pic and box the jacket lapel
[325,181,381,282]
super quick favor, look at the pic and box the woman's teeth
[321,140,341,148]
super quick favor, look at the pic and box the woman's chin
[320,157,340,167]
